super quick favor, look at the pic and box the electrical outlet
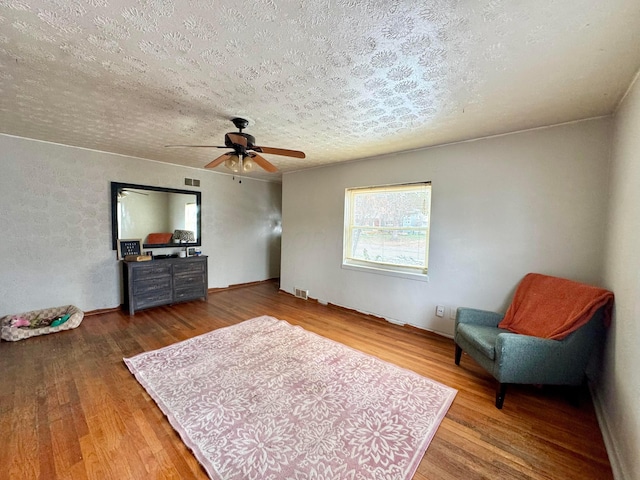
[436,305,445,317]
[449,306,457,320]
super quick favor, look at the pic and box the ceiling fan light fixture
[242,156,255,172]
[224,154,240,172]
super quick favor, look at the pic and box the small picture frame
[118,239,142,260]
[187,247,197,257]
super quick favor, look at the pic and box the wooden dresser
[122,256,208,315]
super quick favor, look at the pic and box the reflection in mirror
[111,182,201,250]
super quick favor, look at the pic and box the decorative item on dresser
[172,229,195,243]
[122,256,208,315]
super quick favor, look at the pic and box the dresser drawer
[174,261,206,276]
[133,276,172,295]
[174,285,206,302]
[174,273,205,289]
[133,290,173,311]
[131,263,172,281]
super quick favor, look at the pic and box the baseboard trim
[84,279,281,314]
[278,288,451,341]
[84,306,122,316]
[590,384,628,480]
[208,278,279,294]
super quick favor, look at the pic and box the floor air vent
[294,288,308,300]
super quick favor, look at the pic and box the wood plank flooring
[0,281,613,479]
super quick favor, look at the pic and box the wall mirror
[111,182,201,250]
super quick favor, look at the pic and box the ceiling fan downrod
[231,117,249,132]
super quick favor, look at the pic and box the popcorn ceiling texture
[0,0,639,179]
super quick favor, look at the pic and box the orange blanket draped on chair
[498,273,614,340]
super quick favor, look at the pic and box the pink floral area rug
[124,315,457,480]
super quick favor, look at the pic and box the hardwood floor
[0,281,613,479]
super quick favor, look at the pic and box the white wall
[599,74,640,480]
[0,134,282,316]
[281,118,611,336]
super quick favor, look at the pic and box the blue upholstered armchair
[454,306,606,409]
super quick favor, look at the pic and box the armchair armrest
[456,307,504,328]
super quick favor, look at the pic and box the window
[185,203,198,234]
[343,182,431,277]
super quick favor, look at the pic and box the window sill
[341,262,430,282]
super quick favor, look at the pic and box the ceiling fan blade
[204,152,232,169]
[248,153,278,173]
[165,144,227,148]
[123,189,148,196]
[253,146,306,158]
[226,133,248,147]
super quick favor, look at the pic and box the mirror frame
[111,182,202,250]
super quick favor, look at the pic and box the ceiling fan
[166,117,306,173]
[117,188,148,200]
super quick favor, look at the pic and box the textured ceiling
[1,0,639,181]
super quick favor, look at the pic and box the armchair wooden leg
[496,383,507,409]
[455,344,462,365]
[566,384,584,408]
[567,388,580,407]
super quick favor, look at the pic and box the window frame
[342,182,432,280]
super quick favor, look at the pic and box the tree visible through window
[343,182,431,275]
